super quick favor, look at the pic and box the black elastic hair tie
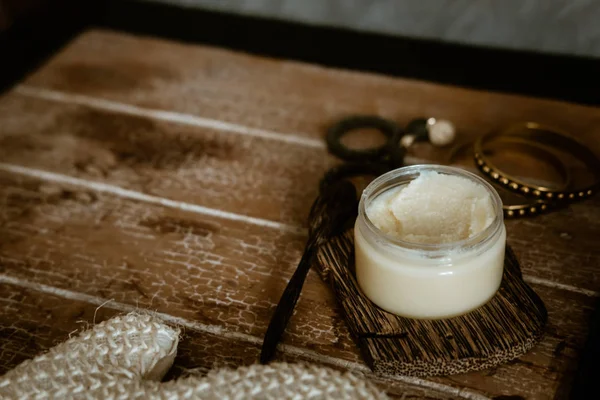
[326,116,401,162]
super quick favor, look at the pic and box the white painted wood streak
[15,86,325,149]
[14,85,427,165]
[523,276,599,298]
[1,162,597,299]
[0,163,306,236]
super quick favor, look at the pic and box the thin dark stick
[260,180,358,363]
[259,243,317,364]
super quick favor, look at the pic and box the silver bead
[426,118,456,147]
[400,134,416,148]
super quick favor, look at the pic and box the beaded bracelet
[474,122,599,216]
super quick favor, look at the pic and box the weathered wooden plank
[506,206,600,295]
[0,171,355,360]
[432,286,595,400]
[1,94,599,295]
[0,94,335,227]
[0,171,594,398]
[0,283,466,399]
[21,30,600,155]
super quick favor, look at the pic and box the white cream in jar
[354,165,506,319]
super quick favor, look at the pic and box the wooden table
[0,29,599,399]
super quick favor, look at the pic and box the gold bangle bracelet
[447,139,563,218]
[500,196,557,218]
[474,122,600,204]
[474,136,570,217]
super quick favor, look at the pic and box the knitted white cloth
[0,312,387,399]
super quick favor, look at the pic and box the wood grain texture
[0,171,346,357]
[0,93,599,295]
[0,171,594,399]
[316,231,547,376]
[1,28,599,399]
[0,283,469,400]
[21,30,600,150]
[0,94,334,228]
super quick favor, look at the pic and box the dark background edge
[1,0,599,105]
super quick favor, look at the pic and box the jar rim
[358,164,504,254]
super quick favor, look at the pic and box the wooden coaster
[315,229,547,377]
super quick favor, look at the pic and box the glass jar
[354,165,506,319]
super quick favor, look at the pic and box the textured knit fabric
[0,312,387,399]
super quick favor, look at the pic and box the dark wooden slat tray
[316,229,548,377]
